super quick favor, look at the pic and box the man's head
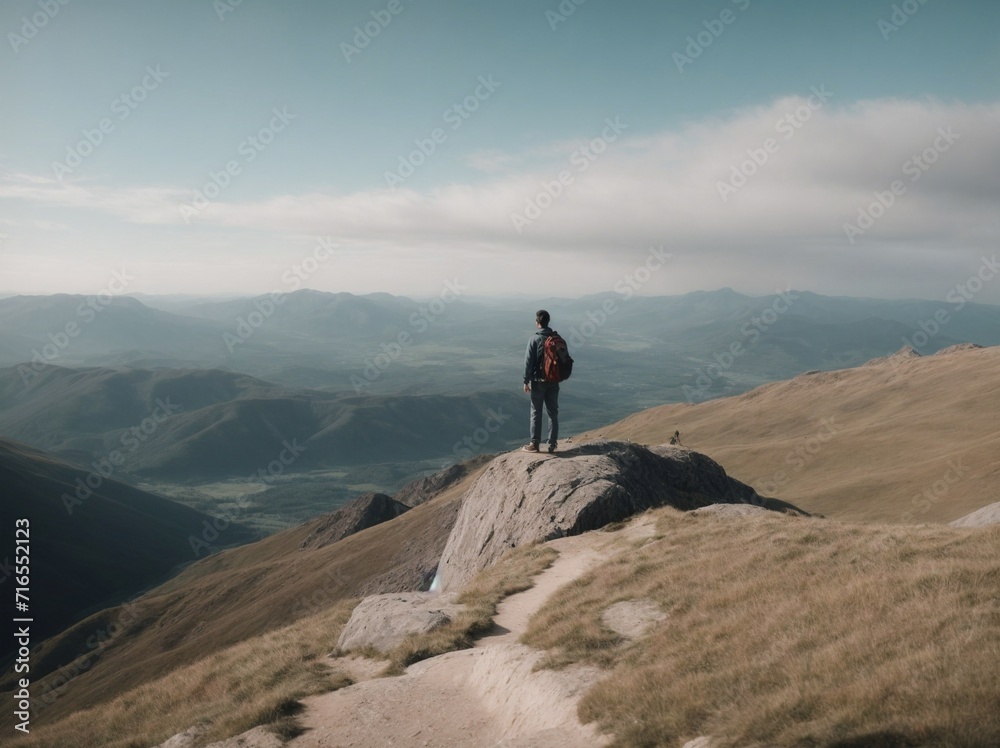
[536,309,550,328]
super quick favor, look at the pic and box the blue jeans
[529,381,559,447]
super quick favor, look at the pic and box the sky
[1,0,999,302]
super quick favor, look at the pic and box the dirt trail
[287,515,656,748]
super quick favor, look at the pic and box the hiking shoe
[547,444,556,453]
[521,443,539,452]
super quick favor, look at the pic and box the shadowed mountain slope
[0,458,491,727]
[0,438,257,664]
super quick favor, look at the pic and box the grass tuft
[523,507,1000,748]
[7,600,356,748]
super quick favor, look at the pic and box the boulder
[437,440,760,592]
[949,501,1000,528]
[153,726,207,748]
[337,592,464,654]
[689,503,770,518]
[299,492,409,550]
[203,726,284,748]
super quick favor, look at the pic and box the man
[522,309,559,453]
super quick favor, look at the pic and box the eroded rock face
[337,592,463,654]
[437,440,760,592]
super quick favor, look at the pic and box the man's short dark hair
[536,309,550,327]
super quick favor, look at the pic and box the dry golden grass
[385,543,559,672]
[576,345,1000,524]
[523,507,1000,747]
[7,600,356,748]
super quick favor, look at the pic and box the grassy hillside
[4,601,358,748]
[0,438,257,664]
[0,460,489,729]
[578,345,1000,523]
[524,506,1000,747]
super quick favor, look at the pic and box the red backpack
[542,331,574,382]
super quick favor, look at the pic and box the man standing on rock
[522,309,559,453]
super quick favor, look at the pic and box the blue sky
[1,0,999,300]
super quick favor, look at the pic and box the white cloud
[3,97,999,299]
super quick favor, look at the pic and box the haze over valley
[3,286,1000,531]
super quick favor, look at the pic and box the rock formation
[337,592,463,654]
[299,492,410,550]
[436,440,760,592]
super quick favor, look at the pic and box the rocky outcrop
[863,345,921,367]
[689,503,770,518]
[299,492,409,550]
[337,592,464,654]
[949,501,1000,528]
[935,343,984,356]
[437,440,760,592]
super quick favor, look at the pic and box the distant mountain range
[3,289,998,413]
[0,365,529,482]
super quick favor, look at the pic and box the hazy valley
[3,286,1000,530]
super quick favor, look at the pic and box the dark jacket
[523,327,553,385]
